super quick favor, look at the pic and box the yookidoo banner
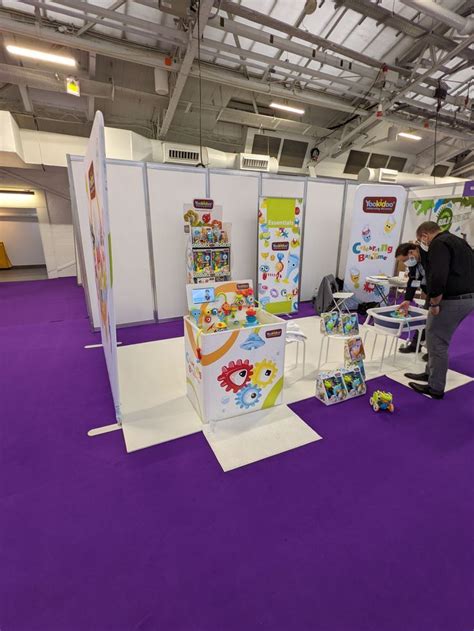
[257,197,303,314]
[343,185,406,303]
[85,111,121,420]
[412,196,473,242]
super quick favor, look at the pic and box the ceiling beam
[0,13,177,70]
[76,0,127,37]
[334,0,474,62]
[159,0,214,139]
[217,0,409,76]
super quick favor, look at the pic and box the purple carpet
[1,278,473,631]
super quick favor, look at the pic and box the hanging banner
[412,196,473,242]
[257,197,303,314]
[84,111,121,421]
[343,185,406,303]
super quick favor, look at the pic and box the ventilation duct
[399,0,474,35]
[358,167,465,186]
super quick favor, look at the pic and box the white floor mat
[385,368,473,394]
[203,404,321,472]
[118,339,202,452]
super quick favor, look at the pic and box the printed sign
[343,185,405,303]
[412,196,473,242]
[84,111,121,421]
[257,197,303,315]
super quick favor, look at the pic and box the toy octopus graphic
[275,252,285,282]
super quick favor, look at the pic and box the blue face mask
[405,256,417,268]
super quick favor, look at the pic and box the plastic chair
[332,291,354,314]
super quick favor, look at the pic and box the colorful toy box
[184,280,287,423]
[315,366,366,406]
[320,312,359,336]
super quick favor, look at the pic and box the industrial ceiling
[0,0,472,177]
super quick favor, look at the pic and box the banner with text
[257,197,303,314]
[85,111,121,421]
[412,196,473,243]
[343,185,406,303]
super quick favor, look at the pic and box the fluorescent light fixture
[269,102,305,115]
[6,45,76,67]
[0,189,34,196]
[398,131,422,141]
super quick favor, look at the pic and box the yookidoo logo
[363,197,397,214]
[193,199,214,210]
[266,329,282,338]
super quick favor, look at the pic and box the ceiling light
[0,189,34,196]
[269,102,305,115]
[6,45,76,67]
[398,131,422,141]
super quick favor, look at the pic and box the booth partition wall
[69,156,455,329]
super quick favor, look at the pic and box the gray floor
[0,266,48,282]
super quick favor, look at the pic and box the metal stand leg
[325,335,330,365]
[371,334,377,360]
[317,335,325,372]
[302,340,306,377]
[379,335,388,371]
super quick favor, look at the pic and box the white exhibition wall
[0,218,45,265]
[73,157,465,328]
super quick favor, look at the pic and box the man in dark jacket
[395,242,428,353]
[406,221,474,399]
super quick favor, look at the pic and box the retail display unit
[184,198,231,284]
[184,279,287,423]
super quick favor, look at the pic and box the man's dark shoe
[422,353,429,362]
[408,382,444,399]
[404,372,429,381]
[399,344,417,354]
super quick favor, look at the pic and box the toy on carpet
[369,390,394,413]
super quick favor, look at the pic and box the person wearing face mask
[394,242,428,354]
[405,221,474,399]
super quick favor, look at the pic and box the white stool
[332,291,354,314]
[286,323,307,376]
[317,333,354,373]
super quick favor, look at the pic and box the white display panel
[337,183,357,278]
[261,176,305,199]
[106,162,155,324]
[69,157,101,327]
[209,171,259,285]
[147,165,207,319]
[69,158,154,327]
[301,180,345,301]
[402,184,455,243]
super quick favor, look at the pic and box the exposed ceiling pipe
[399,0,474,35]
[385,113,474,141]
[188,64,369,115]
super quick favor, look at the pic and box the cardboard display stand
[184,198,231,284]
[184,279,287,423]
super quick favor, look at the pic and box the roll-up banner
[343,185,406,303]
[84,111,121,421]
[257,197,304,315]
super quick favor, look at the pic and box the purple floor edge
[1,277,473,631]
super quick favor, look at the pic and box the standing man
[406,221,474,399]
[395,242,428,353]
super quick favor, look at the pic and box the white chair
[286,322,307,376]
[332,291,354,314]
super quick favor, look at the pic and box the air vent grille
[167,148,200,163]
[239,153,271,171]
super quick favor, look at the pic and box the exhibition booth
[73,112,473,471]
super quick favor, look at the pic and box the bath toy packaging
[257,197,304,315]
[184,198,232,283]
[344,336,366,363]
[316,366,366,406]
[320,312,359,336]
[184,280,287,423]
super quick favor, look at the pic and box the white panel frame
[147,163,207,320]
[301,179,345,301]
[208,169,260,286]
